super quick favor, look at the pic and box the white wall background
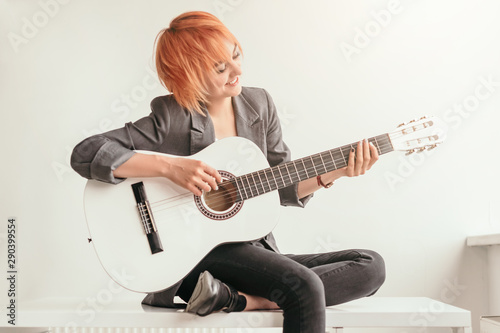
[1,0,499,332]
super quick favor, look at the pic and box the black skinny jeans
[177,242,386,333]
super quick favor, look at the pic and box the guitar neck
[232,134,393,202]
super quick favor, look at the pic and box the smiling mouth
[226,76,239,86]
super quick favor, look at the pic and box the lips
[226,76,239,86]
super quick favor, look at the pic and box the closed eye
[215,45,241,73]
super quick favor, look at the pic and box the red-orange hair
[154,11,242,115]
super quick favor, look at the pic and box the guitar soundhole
[203,181,237,211]
[194,170,243,220]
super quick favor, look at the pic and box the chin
[229,85,242,97]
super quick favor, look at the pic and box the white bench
[15,297,471,333]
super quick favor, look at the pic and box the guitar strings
[150,140,396,213]
[151,140,396,211]
[152,129,432,206]
[151,126,440,212]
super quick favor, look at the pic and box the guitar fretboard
[231,134,393,202]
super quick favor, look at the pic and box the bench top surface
[15,296,471,328]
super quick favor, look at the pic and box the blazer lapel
[233,94,265,153]
[190,110,215,155]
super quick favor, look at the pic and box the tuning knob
[406,149,416,155]
[397,122,406,128]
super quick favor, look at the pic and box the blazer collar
[233,92,260,127]
[190,107,215,155]
[233,92,264,149]
[189,92,262,154]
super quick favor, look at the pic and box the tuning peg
[426,144,438,150]
[405,149,416,155]
[419,115,428,120]
[417,147,426,153]
[397,122,406,128]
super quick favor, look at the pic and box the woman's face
[205,41,242,104]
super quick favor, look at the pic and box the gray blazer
[71,86,312,306]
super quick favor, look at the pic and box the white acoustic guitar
[83,116,447,293]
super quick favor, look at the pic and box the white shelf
[467,233,500,247]
[467,233,500,314]
[10,297,471,330]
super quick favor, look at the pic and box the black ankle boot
[223,283,247,313]
[185,271,246,316]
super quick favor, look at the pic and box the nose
[229,58,242,76]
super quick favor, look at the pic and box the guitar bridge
[131,182,163,254]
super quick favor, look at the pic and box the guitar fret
[310,156,318,175]
[264,169,273,192]
[250,173,258,196]
[238,177,249,200]
[333,149,345,169]
[292,160,303,181]
[328,150,338,170]
[253,172,263,196]
[301,159,309,179]
[234,178,244,201]
[245,174,255,198]
[257,171,267,193]
[271,168,279,190]
[380,134,393,154]
[339,147,347,167]
[373,137,381,155]
[284,163,293,184]
[277,165,286,187]
[319,153,327,174]
[268,167,279,190]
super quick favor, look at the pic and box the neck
[207,97,232,118]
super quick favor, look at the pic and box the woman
[71,11,385,333]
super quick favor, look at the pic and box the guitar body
[84,137,280,293]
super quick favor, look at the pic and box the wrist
[155,154,171,178]
[317,175,334,189]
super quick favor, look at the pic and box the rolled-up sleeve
[263,90,313,208]
[70,97,170,184]
[71,136,136,184]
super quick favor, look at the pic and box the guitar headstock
[389,116,448,155]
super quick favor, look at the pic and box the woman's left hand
[345,139,379,177]
[297,139,379,198]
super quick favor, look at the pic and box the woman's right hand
[113,153,222,196]
[163,156,222,196]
